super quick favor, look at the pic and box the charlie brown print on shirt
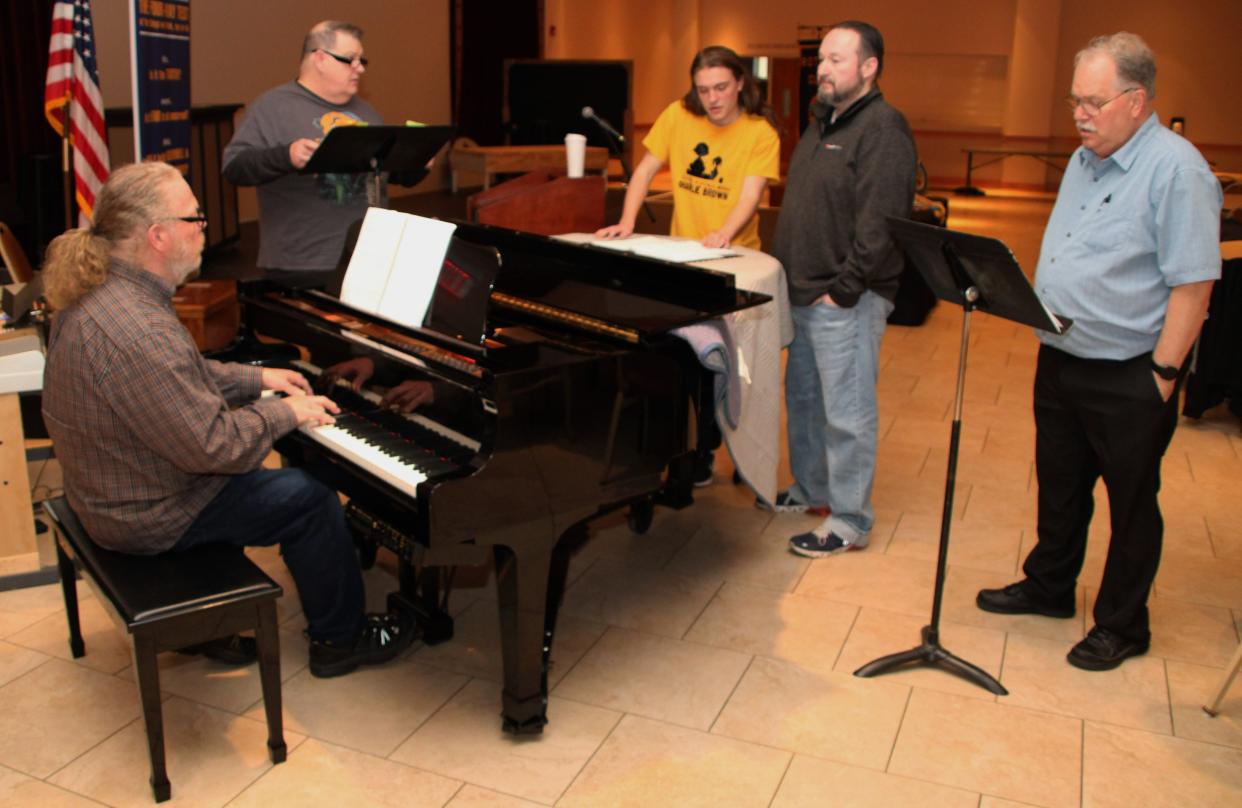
[686,142,723,180]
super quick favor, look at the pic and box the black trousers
[673,341,722,460]
[1023,345,1182,643]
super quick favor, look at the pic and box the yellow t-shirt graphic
[643,101,779,250]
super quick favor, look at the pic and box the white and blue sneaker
[788,524,867,558]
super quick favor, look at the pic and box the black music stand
[302,125,455,202]
[853,217,1071,696]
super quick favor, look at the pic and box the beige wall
[700,0,1019,56]
[1053,0,1239,144]
[545,0,693,126]
[80,1,1241,199]
[89,0,450,218]
[547,0,1022,128]
[544,0,1242,185]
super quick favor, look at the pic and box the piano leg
[659,451,698,510]
[394,564,454,645]
[493,526,577,735]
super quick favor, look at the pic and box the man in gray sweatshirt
[770,20,917,557]
[222,20,382,289]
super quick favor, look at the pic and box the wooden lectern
[466,171,606,236]
[171,279,239,352]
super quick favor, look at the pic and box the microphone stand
[595,124,655,224]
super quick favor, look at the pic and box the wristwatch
[1151,358,1179,380]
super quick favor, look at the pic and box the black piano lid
[449,220,770,339]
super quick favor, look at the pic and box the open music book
[339,208,457,331]
[588,235,739,263]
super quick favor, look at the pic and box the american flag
[44,0,110,227]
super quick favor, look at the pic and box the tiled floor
[3,191,1241,806]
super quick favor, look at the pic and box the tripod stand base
[854,625,1008,695]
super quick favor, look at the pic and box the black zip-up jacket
[772,90,917,308]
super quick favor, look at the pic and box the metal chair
[1203,641,1242,717]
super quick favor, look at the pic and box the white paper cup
[564,133,587,178]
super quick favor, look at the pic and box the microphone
[581,106,625,144]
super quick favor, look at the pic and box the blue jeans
[174,468,364,644]
[785,292,893,543]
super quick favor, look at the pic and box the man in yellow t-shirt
[596,46,780,250]
[596,46,781,488]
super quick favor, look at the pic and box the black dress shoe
[1067,626,1149,671]
[178,635,258,665]
[976,581,1075,618]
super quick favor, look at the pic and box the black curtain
[450,0,542,145]
[1,0,64,263]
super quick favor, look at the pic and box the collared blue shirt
[1034,113,1221,359]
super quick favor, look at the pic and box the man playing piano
[40,161,416,678]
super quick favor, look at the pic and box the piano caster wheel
[627,500,654,535]
[355,537,378,570]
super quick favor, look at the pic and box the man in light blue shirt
[976,32,1221,671]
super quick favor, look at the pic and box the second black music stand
[302,124,455,202]
[853,217,1071,696]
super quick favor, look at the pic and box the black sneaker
[1067,626,1149,671]
[178,635,258,665]
[692,453,715,487]
[309,612,417,678]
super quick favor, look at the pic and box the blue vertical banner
[129,0,191,176]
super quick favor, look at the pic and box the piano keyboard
[300,420,427,498]
[289,361,479,498]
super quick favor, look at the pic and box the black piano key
[311,375,474,472]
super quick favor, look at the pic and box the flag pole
[60,87,74,230]
[60,4,74,229]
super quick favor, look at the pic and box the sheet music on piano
[339,207,457,331]
[587,235,739,263]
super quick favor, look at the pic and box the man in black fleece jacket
[770,21,917,558]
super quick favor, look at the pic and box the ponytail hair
[42,229,110,310]
[41,161,180,310]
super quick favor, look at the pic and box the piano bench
[42,497,286,804]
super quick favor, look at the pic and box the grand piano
[242,220,769,732]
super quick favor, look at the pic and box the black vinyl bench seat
[43,497,286,803]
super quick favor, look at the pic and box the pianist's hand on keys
[282,394,340,427]
[261,367,315,396]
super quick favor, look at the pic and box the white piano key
[299,423,428,499]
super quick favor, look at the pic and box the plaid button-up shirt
[42,261,298,553]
